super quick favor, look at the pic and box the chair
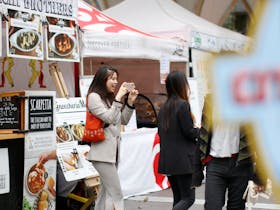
[67,175,100,210]
[133,93,158,128]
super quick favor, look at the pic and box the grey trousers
[92,161,124,210]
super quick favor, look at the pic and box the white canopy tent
[78,0,188,61]
[77,0,188,99]
[104,0,250,52]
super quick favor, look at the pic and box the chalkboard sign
[0,96,20,130]
[28,96,54,132]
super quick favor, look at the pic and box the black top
[158,99,200,175]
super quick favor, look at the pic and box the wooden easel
[49,63,100,209]
[49,62,69,98]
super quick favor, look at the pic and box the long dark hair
[161,71,191,130]
[87,65,119,106]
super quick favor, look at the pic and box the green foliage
[223,13,236,31]
[23,196,33,210]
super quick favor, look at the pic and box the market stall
[0,1,82,209]
[0,2,194,208]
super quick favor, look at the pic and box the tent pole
[80,58,84,76]
[189,48,193,77]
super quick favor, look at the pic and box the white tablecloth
[118,128,169,198]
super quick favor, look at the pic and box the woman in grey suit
[158,71,200,210]
[86,66,138,210]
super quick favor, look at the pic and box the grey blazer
[86,92,134,163]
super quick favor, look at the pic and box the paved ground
[124,183,280,210]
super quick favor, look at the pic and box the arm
[121,89,138,125]
[178,101,200,141]
[39,150,57,165]
[88,93,122,125]
[198,94,212,162]
[121,105,134,125]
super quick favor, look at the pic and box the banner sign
[28,96,53,131]
[23,91,57,210]
[6,9,43,60]
[45,17,79,62]
[191,30,247,53]
[0,0,78,20]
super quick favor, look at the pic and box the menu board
[0,96,20,130]
[6,9,43,60]
[28,96,53,132]
[56,97,98,181]
[55,97,86,143]
[45,17,79,62]
[57,141,98,181]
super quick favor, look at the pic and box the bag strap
[86,94,109,128]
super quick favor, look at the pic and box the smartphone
[124,82,135,92]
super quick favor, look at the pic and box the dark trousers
[205,157,253,210]
[168,174,195,210]
[56,196,71,210]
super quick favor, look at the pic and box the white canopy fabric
[104,0,250,52]
[78,0,188,61]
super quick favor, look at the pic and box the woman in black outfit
[157,71,200,210]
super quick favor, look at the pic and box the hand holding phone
[123,82,136,92]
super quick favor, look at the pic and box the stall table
[118,128,169,198]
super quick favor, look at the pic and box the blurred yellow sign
[211,0,280,196]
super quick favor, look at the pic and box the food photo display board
[23,91,57,210]
[55,97,98,181]
[45,17,80,62]
[6,9,43,60]
[56,141,98,182]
